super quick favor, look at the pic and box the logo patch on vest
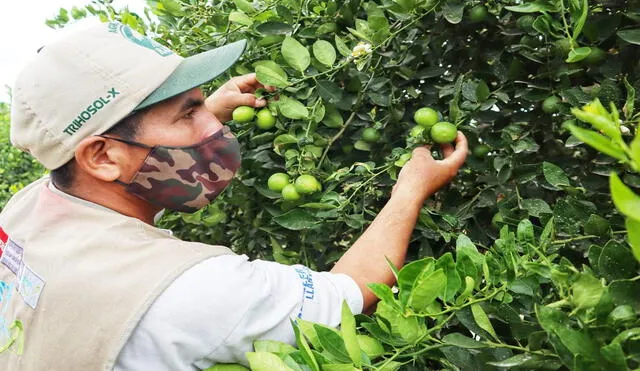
[0,240,23,276]
[18,265,45,309]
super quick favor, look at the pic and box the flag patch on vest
[0,227,7,257]
[18,265,45,309]
[0,239,23,276]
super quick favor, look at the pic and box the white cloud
[0,0,147,102]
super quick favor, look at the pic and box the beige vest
[0,177,233,370]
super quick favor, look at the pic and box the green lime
[542,96,561,113]
[294,174,321,194]
[357,335,385,359]
[468,5,488,23]
[583,47,605,65]
[516,15,535,32]
[472,144,491,158]
[429,122,458,143]
[281,184,301,201]
[553,38,578,56]
[409,125,426,138]
[413,107,439,128]
[361,128,381,143]
[267,173,290,192]
[255,108,276,130]
[232,106,255,123]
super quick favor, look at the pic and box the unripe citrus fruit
[361,128,381,143]
[267,173,290,192]
[542,96,561,113]
[473,144,491,158]
[294,174,321,194]
[281,184,301,201]
[232,106,255,123]
[413,107,439,128]
[409,125,426,138]
[255,108,276,130]
[468,5,488,23]
[584,47,605,65]
[429,122,457,143]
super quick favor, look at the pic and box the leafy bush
[33,0,640,369]
[0,102,44,210]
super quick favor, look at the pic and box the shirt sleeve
[114,254,363,371]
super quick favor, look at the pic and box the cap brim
[135,39,247,110]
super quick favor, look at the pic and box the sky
[0,0,147,103]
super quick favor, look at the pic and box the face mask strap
[97,135,152,149]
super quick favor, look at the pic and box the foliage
[0,103,44,210]
[15,0,640,369]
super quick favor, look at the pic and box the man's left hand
[205,73,274,122]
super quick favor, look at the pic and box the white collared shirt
[47,182,363,370]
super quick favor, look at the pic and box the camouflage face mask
[100,126,241,213]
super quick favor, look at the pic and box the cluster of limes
[232,106,277,130]
[267,173,322,201]
[410,107,458,144]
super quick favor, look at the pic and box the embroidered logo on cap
[107,22,173,57]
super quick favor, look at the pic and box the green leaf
[254,340,297,354]
[282,37,310,72]
[618,29,640,45]
[256,22,293,35]
[334,35,351,57]
[204,363,250,370]
[522,198,553,217]
[246,352,294,371]
[455,234,484,268]
[442,2,465,24]
[542,162,571,188]
[313,40,337,67]
[435,253,462,302]
[228,11,253,26]
[584,214,610,236]
[407,269,446,311]
[316,80,343,104]
[321,365,358,371]
[297,319,322,350]
[600,342,628,370]
[631,132,640,166]
[256,66,289,88]
[397,257,435,304]
[278,95,309,120]
[486,354,563,369]
[441,333,488,349]
[566,47,591,63]
[540,217,555,248]
[598,240,637,280]
[323,105,344,128]
[375,301,426,344]
[232,0,255,14]
[313,324,351,363]
[627,218,640,261]
[571,273,603,310]
[571,0,588,40]
[292,321,320,371]
[273,209,319,230]
[367,283,399,306]
[505,2,559,13]
[610,172,640,222]
[516,219,535,246]
[623,77,635,120]
[340,301,361,367]
[470,303,498,340]
[564,123,627,161]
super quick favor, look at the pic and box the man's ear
[73,136,127,183]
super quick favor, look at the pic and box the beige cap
[11,21,246,170]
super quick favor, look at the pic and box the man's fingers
[231,73,265,92]
[411,145,434,161]
[226,93,265,109]
[442,132,469,168]
[440,143,454,158]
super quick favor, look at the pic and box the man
[0,21,467,370]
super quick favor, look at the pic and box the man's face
[119,87,225,181]
[137,87,223,146]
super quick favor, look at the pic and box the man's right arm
[330,132,468,312]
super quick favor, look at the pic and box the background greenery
[3,0,640,369]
